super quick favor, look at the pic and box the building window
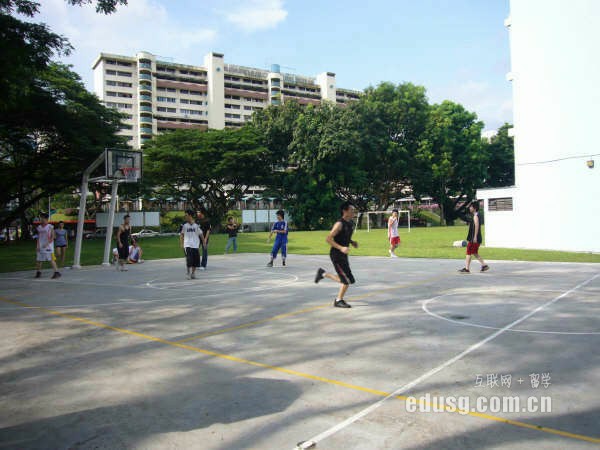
[488,197,513,211]
[190,90,203,96]
[106,69,117,75]
[180,89,189,94]
[117,71,132,77]
[157,96,176,103]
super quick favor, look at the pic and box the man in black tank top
[314,201,358,308]
[458,201,489,273]
[116,214,131,272]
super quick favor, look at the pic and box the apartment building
[92,51,361,149]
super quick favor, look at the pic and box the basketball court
[0,254,598,449]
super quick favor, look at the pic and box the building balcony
[139,94,152,103]
[140,126,153,135]
[140,116,153,123]
[139,82,152,92]
[139,62,152,70]
[139,105,153,112]
[139,73,152,81]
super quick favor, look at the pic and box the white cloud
[429,80,513,130]
[222,0,287,32]
[34,0,217,89]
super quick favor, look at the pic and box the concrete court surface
[0,253,598,450]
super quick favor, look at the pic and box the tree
[0,63,125,233]
[1,0,129,235]
[284,102,365,229]
[350,82,430,211]
[482,123,515,188]
[413,101,487,225]
[143,127,272,228]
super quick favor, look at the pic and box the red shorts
[466,242,480,255]
[390,236,400,246]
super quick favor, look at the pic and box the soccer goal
[356,210,411,232]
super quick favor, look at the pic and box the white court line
[294,272,600,449]
[423,293,600,335]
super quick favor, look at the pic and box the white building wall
[205,52,225,129]
[478,0,600,253]
[317,72,336,102]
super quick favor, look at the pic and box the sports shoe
[267,261,273,267]
[334,299,351,308]
[200,267,206,271]
[481,265,490,272]
[282,260,286,266]
[51,272,61,279]
[314,268,325,283]
[191,272,196,279]
[34,271,41,279]
[186,272,191,280]
[458,268,470,273]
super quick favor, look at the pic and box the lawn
[0,226,598,273]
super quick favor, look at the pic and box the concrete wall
[479,0,600,252]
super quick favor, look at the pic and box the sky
[32,0,512,130]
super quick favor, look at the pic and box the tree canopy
[143,127,271,228]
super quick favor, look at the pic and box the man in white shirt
[180,209,203,279]
[35,213,61,279]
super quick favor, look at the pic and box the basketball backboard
[105,148,142,183]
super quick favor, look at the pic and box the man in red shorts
[459,201,489,273]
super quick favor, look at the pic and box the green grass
[1,226,598,273]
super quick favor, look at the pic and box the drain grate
[448,314,469,320]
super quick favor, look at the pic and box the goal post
[356,210,411,233]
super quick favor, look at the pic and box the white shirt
[388,216,399,238]
[181,222,203,248]
[37,224,54,253]
[129,245,141,260]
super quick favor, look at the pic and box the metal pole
[73,153,105,269]
[408,210,411,233]
[103,180,119,265]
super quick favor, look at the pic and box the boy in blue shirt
[267,210,288,267]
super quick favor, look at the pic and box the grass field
[0,226,598,273]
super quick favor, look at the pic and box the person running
[314,202,358,308]
[197,208,211,271]
[128,238,143,263]
[224,216,239,254]
[54,220,69,267]
[115,214,131,272]
[181,209,203,279]
[459,201,490,273]
[267,210,288,267]
[35,213,61,279]
[387,209,400,257]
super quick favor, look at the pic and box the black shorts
[185,247,200,268]
[118,244,129,260]
[330,250,355,285]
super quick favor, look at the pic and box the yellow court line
[176,274,452,343]
[1,296,598,444]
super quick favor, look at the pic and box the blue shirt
[272,220,288,243]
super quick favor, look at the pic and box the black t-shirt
[330,218,354,258]
[198,219,212,240]
[226,224,238,237]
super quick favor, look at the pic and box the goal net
[356,210,411,232]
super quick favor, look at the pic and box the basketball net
[120,167,139,182]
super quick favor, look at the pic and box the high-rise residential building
[92,51,361,149]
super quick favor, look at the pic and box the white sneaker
[200,267,206,271]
